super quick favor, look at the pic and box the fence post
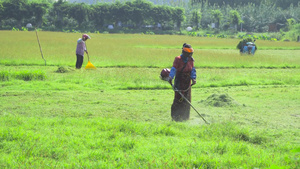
[297,36,300,42]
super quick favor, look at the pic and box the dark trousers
[76,54,84,69]
[171,73,192,121]
[171,88,191,121]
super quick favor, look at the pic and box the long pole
[35,28,46,66]
[171,84,210,124]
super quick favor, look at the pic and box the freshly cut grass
[0,85,299,168]
[0,31,299,168]
[1,85,299,128]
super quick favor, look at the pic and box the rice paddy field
[0,31,299,168]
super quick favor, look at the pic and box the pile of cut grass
[201,93,241,107]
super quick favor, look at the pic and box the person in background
[237,38,257,55]
[167,43,197,121]
[240,39,247,54]
[243,40,257,55]
[76,34,91,69]
[237,39,247,55]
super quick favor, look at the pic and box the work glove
[192,79,196,86]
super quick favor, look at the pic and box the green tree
[172,7,185,31]
[110,1,135,28]
[157,6,173,29]
[151,6,166,28]
[90,3,111,29]
[211,9,222,28]
[229,10,242,31]
[0,2,4,21]
[128,0,153,28]
[117,2,134,27]
[191,0,261,7]
[28,2,49,27]
[110,1,123,27]
[2,0,30,27]
[48,0,70,30]
[275,0,300,9]
[238,2,277,32]
[191,10,201,30]
[286,18,296,30]
[68,3,89,30]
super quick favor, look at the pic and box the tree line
[192,0,300,9]
[0,0,184,32]
[0,0,299,34]
[189,0,300,33]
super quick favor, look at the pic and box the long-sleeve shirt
[169,55,196,80]
[76,38,86,56]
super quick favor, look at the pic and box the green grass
[0,70,46,81]
[0,30,299,168]
[1,66,299,90]
[0,86,299,168]
[1,31,300,68]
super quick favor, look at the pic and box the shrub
[145,31,155,35]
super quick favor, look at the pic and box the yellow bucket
[85,61,96,69]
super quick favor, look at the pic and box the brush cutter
[160,68,209,124]
[171,83,210,124]
[85,43,96,70]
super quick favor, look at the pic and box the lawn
[0,31,299,168]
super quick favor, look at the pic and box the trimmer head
[160,68,170,81]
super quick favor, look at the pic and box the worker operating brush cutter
[160,43,209,124]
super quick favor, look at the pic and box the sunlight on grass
[1,31,299,68]
[0,31,299,168]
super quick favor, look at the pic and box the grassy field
[0,31,299,168]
